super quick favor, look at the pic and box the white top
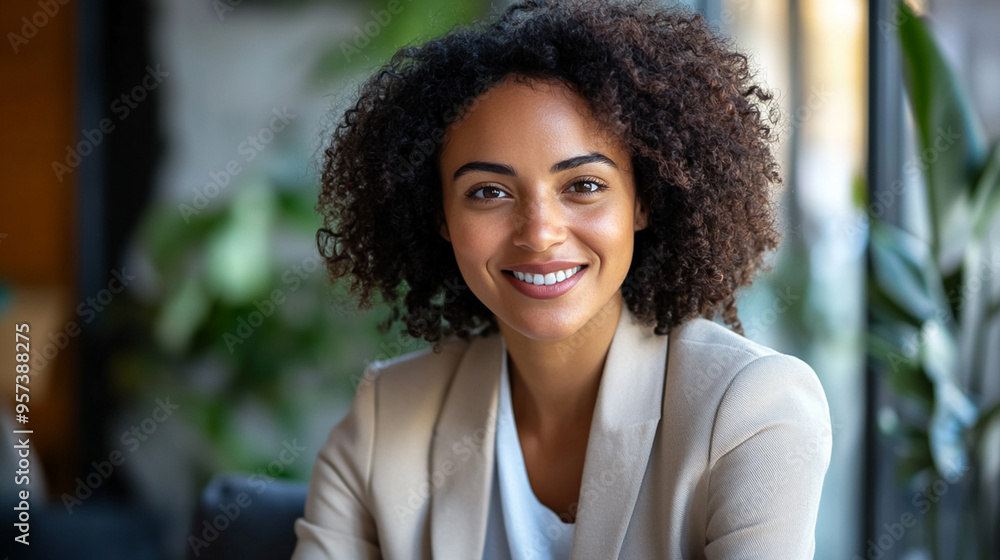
[482,336,576,560]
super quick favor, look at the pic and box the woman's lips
[502,265,587,300]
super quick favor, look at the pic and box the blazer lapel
[428,305,668,559]
[570,305,669,559]
[430,331,503,559]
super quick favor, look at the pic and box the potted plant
[867,2,1000,558]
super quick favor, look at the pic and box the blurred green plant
[110,177,394,480]
[867,2,1000,558]
[309,0,490,84]
[108,0,489,486]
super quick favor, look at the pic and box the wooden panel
[0,0,79,495]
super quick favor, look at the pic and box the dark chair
[185,473,308,560]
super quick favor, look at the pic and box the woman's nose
[510,196,568,253]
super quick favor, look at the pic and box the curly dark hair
[317,0,783,349]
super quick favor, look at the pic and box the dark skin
[437,77,647,521]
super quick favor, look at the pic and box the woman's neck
[498,294,623,440]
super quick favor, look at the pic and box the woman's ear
[435,207,452,242]
[634,198,649,232]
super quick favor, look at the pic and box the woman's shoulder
[671,316,784,362]
[670,316,823,391]
[666,317,830,436]
[356,334,475,398]
[661,317,832,485]
[663,324,831,555]
[346,333,496,439]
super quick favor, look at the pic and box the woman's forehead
[439,78,628,171]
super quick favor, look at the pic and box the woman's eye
[469,186,508,199]
[568,180,608,194]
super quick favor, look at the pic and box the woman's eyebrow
[452,152,618,180]
[549,152,618,173]
[452,161,516,180]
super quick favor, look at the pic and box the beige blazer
[291,305,832,559]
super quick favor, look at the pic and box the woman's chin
[495,311,590,343]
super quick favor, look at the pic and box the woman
[292,1,832,558]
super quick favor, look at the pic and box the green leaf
[972,400,1000,442]
[919,318,978,479]
[275,189,322,232]
[897,1,987,268]
[868,275,921,327]
[154,274,210,354]
[869,217,979,480]
[869,220,952,324]
[140,205,227,274]
[889,359,934,407]
[929,402,976,482]
[896,437,933,484]
[868,312,935,406]
[205,185,275,304]
[971,141,1000,238]
[850,171,868,212]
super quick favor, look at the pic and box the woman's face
[438,77,647,341]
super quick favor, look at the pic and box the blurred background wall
[0,0,998,558]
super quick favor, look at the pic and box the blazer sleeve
[291,364,381,560]
[703,353,832,560]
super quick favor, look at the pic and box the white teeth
[512,265,582,286]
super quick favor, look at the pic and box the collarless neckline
[497,337,576,527]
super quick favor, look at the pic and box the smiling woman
[293,1,832,559]
[438,78,646,340]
